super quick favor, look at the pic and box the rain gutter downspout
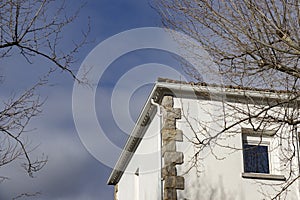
[151,99,163,200]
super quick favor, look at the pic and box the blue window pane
[243,144,269,174]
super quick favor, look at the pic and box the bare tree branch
[154,0,300,199]
[0,0,89,184]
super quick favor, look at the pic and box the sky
[0,0,193,199]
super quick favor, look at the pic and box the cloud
[0,87,113,200]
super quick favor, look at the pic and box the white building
[107,78,300,200]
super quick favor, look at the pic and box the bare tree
[155,0,300,88]
[0,0,89,180]
[154,0,300,199]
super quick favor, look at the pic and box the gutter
[150,99,163,200]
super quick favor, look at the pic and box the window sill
[242,173,286,181]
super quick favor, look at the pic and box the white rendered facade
[108,79,300,200]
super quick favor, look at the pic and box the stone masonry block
[162,129,177,141]
[162,129,183,142]
[162,165,177,179]
[164,152,184,165]
[163,108,181,119]
[175,129,183,141]
[114,184,118,200]
[172,108,181,119]
[162,118,176,129]
[161,96,173,108]
[176,176,184,190]
[164,176,185,190]
[162,140,176,155]
[163,188,177,200]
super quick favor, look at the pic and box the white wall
[117,95,300,200]
[117,114,162,200]
[174,97,300,200]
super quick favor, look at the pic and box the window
[242,128,271,174]
[241,128,286,181]
[243,143,270,174]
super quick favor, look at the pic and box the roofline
[107,79,297,185]
[107,83,162,185]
